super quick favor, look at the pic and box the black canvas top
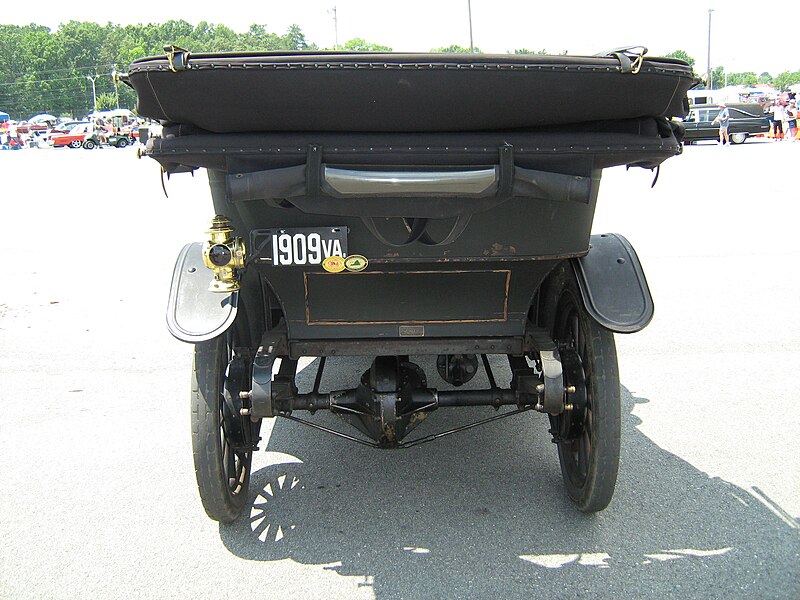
[147,116,683,178]
[127,50,696,133]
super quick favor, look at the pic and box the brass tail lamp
[202,215,246,292]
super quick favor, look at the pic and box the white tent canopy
[88,109,135,120]
[29,113,57,123]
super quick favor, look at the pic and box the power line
[0,63,119,78]
[0,75,98,87]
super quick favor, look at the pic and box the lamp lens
[208,244,232,267]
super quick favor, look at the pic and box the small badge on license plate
[252,227,348,267]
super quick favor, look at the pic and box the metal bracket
[538,349,564,414]
[164,45,190,72]
[507,355,538,408]
[249,347,275,418]
[599,46,648,74]
[246,326,288,418]
[524,325,565,414]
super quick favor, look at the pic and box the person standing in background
[785,101,797,141]
[764,101,776,138]
[711,103,731,145]
[771,102,786,140]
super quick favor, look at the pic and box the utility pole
[329,6,339,50]
[86,74,98,113]
[111,68,120,109]
[707,9,714,91]
[468,0,474,52]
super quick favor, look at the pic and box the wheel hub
[549,346,587,443]
[222,352,252,450]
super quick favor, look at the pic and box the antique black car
[682,102,770,144]
[125,47,695,521]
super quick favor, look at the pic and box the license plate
[251,227,348,266]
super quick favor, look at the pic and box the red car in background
[51,123,93,148]
[16,114,57,134]
[50,120,90,135]
[15,121,50,134]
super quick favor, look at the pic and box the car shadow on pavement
[220,362,800,600]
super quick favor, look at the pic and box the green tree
[513,48,548,55]
[282,24,316,50]
[158,20,195,45]
[431,44,481,53]
[758,72,773,84]
[774,71,800,91]
[0,20,323,118]
[726,72,757,86]
[708,66,725,90]
[665,49,703,86]
[241,24,282,50]
[0,25,68,118]
[665,49,695,68]
[342,38,392,52]
[95,92,117,111]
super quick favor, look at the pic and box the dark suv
[681,103,770,144]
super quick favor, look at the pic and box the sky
[3,1,797,77]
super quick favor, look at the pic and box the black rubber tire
[69,140,81,148]
[191,333,253,522]
[544,262,621,512]
[116,137,128,148]
[82,139,96,149]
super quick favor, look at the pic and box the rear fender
[166,242,238,343]
[570,233,654,333]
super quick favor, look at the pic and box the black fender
[166,242,238,343]
[570,233,654,333]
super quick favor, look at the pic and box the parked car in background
[44,121,90,145]
[51,123,93,148]
[681,103,770,144]
[15,121,49,135]
[51,120,91,135]
[52,122,137,149]
[16,114,57,134]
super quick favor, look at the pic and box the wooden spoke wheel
[547,263,621,512]
[191,326,259,522]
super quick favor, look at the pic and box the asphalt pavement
[1,139,798,599]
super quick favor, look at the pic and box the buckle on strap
[164,45,190,72]
[598,46,648,74]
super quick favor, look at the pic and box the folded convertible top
[127,48,696,133]
[147,117,684,177]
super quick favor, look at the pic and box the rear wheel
[545,263,621,512]
[82,139,96,149]
[191,326,259,522]
[730,132,747,145]
[115,137,129,148]
[69,140,82,149]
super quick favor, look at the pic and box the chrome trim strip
[323,166,497,196]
